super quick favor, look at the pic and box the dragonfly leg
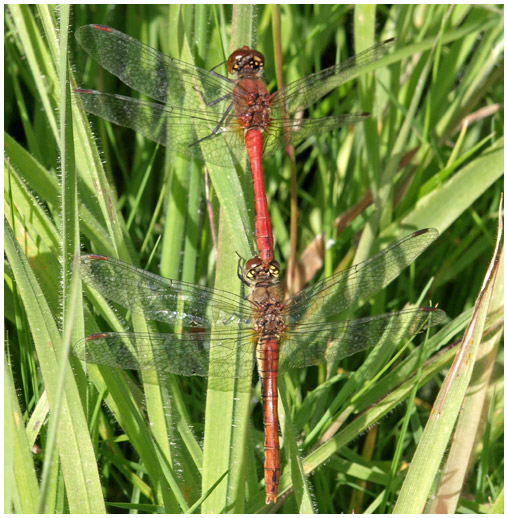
[188,101,234,147]
[206,92,233,107]
[207,61,236,81]
[237,255,251,287]
[191,77,232,107]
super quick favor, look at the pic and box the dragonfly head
[227,46,265,77]
[243,256,280,286]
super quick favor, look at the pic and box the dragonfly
[74,228,446,504]
[75,24,395,263]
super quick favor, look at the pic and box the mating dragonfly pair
[74,25,446,504]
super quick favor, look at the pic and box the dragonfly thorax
[250,283,285,339]
[233,78,272,131]
[253,299,285,339]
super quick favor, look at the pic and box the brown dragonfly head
[227,46,265,77]
[243,256,280,287]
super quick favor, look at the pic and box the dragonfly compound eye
[244,256,263,280]
[227,46,251,73]
[268,262,280,277]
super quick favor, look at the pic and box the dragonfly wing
[286,229,439,325]
[73,328,257,378]
[261,113,370,157]
[279,307,447,372]
[76,90,245,167]
[80,255,252,328]
[76,25,234,108]
[270,38,395,114]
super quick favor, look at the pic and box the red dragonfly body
[75,229,446,504]
[75,25,393,263]
[226,46,274,263]
[246,257,285,500]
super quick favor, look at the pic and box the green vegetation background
[5,4,503,514]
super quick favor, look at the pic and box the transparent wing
[285,229,439,325]
[73,328,257,378]
[76,90,369,164]
[76,25,234,107]
[80,255,252,328]
[76,90,245,167]
[270,38,395,114]
[260,112,370,156]
[279,307,447,372]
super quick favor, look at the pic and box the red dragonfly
[74,228,446,504]
[75,25,394,263]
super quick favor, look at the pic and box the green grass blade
[5,220,106,513]
[398,137,503,234]
[394,205,503,513]
[5,359,40,513]
[279,378,314,512]
[429,284,503,512]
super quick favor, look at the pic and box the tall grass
[5,4,503,514]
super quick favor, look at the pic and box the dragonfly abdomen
[256,337,281,504]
